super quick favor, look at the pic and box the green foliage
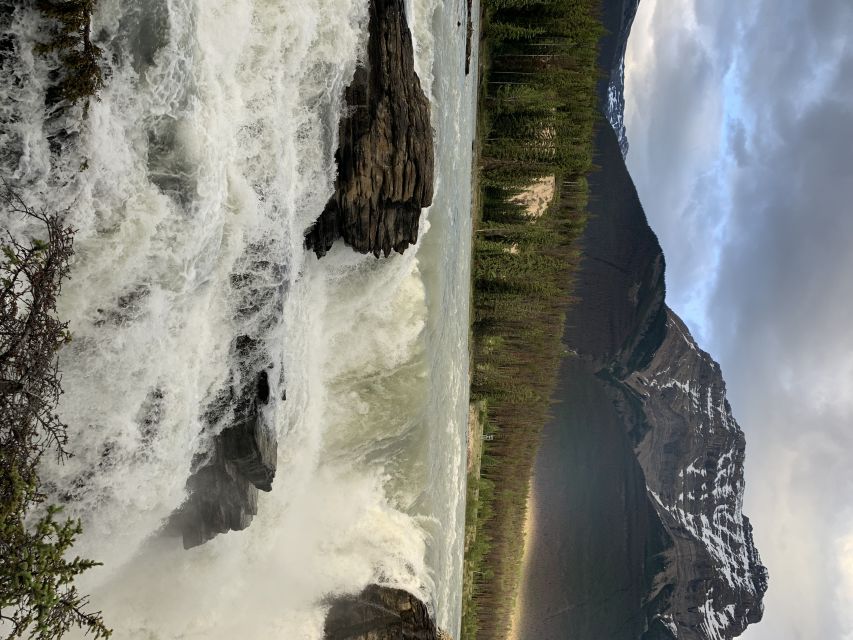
[0,460,110,639]
[461,1,602,638]
[0,185,110,639]
[487,21,545,43]
[34,0,105,106]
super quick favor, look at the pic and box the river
[0,0,477,637]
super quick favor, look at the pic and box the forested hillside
[463,1,603,638]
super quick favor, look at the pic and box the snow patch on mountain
[624,309,768,639]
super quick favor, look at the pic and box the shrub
[0,184,110,639]
[35,0,105,106]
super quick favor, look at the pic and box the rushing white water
[0,0,478,637]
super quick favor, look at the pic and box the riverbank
[505,486,535,640]
[461,18,487,626]
[460,1,603,638]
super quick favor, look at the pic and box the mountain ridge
[622,308,768,639]
[598,0,642,155]
[568,1,770,636]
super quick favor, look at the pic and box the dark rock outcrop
[170,256,285,549]
[305,0,434,258]
[465,0,474,75]
[324,585,446,640]
[169,369,278,549]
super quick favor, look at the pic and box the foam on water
[0,0,477,636]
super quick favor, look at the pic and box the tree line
[463,0,603,638]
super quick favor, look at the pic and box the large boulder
[305,0,434,258]
[169,369,278,549]
[170,406,276,547]
[324,585,448,640]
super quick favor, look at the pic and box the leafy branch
[0,182,111,639]
[34,0,105,106]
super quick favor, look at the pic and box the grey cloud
[727,121,748,166]
[804,0,853,44]
[624,0,853,638]
[711,89,853,377]
[835,53,853,101]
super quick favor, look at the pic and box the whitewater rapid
[0,0,477,637]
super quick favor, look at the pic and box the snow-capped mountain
[622,309,769,639]
[598,0,641,156]
[606,57,630,156]
[594,3,769,632]
[564,9,770,626]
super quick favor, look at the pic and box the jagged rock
[324,585,443,640]
[170,350,278,548]
[305,0,434,258]
[465,0,474,75]
[170,254,285,548]
[621,310,768,639]
[172,447,259,549]
[169,375,278,549]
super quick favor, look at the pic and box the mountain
[562,117,767,640]
[599,0,641,155]
[622,309,768,639]
[555,1,769,636]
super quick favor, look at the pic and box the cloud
[727,121,749,167]
[624,0,853,638]
[839,535,853,640]
[624,0,733,343]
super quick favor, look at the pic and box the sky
[623,1,853,639]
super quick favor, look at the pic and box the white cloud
[623,0,853,638]
[839,534,853,637]
[624,0,731,343]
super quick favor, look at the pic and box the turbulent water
[0,0,477,637]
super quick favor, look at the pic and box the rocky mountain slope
[566,118,767,640]
[623,310,768,639]
[563,1,770,636]
[598,0,641,155]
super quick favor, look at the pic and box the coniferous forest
[463,1,603,637]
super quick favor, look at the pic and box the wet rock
[465,0,474,75]
[170,252,286,548]
[305,0,434,258]
[173,450,259,549]
[324,585,450,640]
[170,375,277,549]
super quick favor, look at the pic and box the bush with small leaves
[0,184,110,639]
[34,0,105,106]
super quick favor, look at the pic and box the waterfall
[0,0,476,636]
